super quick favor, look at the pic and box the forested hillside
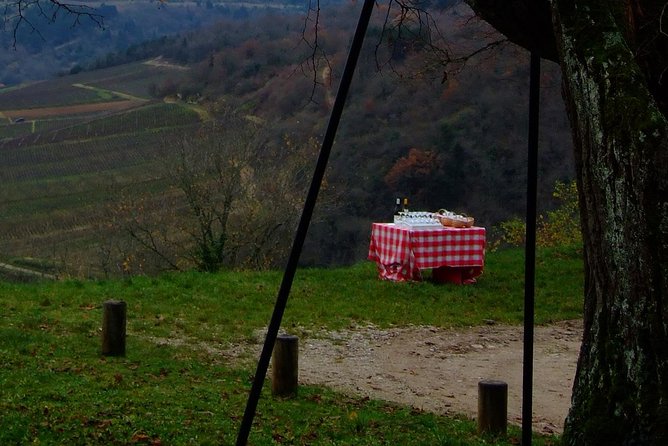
[0,0,573,275]
[0,0,309,84]
[130,1,573,264]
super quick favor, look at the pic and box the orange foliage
[441,78,460,101]
[384,148,438,190]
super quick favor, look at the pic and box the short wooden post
[272,334,298,397]
[102,300,126,356]
[478,379,508,435]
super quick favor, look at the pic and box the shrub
[537,180,582,247]
[492,180,582,249]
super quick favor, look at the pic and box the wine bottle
[393,198,401,223]
[403,197,409,213]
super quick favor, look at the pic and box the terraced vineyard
[0,61,177,109]
[0,80,116,110]
[0,62,202,277]
[1,103,199,147]
[88,59,188,97]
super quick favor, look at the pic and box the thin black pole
[235,1,376,444]
[522,51,540,446]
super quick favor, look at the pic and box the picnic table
[367,222,486,283]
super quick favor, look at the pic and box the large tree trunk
[467,0,668,443]
[551,2,668,444]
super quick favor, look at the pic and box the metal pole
[522,50,541,446]
[235,1,376,444]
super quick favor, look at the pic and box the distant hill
[0,1,574,275]
[0,0,316,85]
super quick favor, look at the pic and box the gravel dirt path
[155,320,581,435]
[293,320,582,435]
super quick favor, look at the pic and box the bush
[492,180,582,249]
[537,180,582,247]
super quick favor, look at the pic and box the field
[0,61,202,275]
[0,246,582,445]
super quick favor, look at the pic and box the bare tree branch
[299,0,508,88]
[375,1,507,80]
[2,0,104,48]
[297,0,333,103]
[126,224,181,271]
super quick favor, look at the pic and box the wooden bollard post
[272,334,298,397]
[101,300,126,356]
[478,379,508,435]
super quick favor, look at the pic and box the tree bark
[466,0,668,443]
[551,2,668,443]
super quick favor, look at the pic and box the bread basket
[435,210,474,228]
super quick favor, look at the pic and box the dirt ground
[286,320,582,435]
[155,319,581,435]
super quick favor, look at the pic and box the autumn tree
[462,1,668,443]
[384,147,438,202]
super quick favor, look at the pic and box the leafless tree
[113,107,323,273]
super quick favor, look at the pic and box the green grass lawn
[0,246,581,445]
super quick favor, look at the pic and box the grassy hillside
[0,247,580,444]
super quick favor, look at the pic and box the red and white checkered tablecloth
[367,223,486,282]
